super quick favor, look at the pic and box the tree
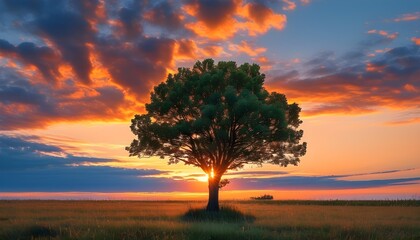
[127,59,307,211]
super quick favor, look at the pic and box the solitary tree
[127,59,306,211]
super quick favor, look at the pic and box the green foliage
[127,59,307,176]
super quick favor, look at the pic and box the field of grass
[0,200,419,239]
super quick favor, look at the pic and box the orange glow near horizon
[1,182,419,201]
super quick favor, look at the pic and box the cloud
[0,67,134,129]
[0,134,188,192]
[144,1,184,31]
[412,37,420,45]
[183,0,241,40]
[0,39,61,82]
[225,175,420,190]
[175,39,197,59]
[118,6,143,38]
[367,30,398,40]
[184,0,287,39]
[253,56,275,71]
[387,118,420,125]
[1,0,416,131]
[282,0,296,11]
[225,170,289,177]
[1,135,419,192]
[330,168,418,178]
[239,1,287,37]
[359,30,399,49]
[0,165,187,192]
[34,10,94,84]
[393,12,420,22]
[95,36,176,99]
[300,0,311,5]
[0,135,112,170]
[0,0,294,131]
[267,45,420,116]
[228,41,266,57]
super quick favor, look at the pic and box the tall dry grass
[0,200,419,239]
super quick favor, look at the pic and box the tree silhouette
[127,59,306,211]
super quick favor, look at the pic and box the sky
[0,0,419,200]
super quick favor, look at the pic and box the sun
[196,169,214,182]
[196,174,209,182]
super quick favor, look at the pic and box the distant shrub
[250,194,273,200]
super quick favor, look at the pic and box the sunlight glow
[197,175,209,182]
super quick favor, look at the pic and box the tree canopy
[127,59,306,211]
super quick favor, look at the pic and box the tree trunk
[206,176,220,211]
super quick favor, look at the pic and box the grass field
[0,200,419,240]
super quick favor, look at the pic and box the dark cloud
[1,135,418,192]
[0,135,197,192]
[225,175,420,190]
[137,37,175,63]
[0,85,50,107]
[118,7,143,38]
[247,1,275,25]
[0,39,61,82]
[0,39,15,52]
[269,45,420,116]
[0,67,132,129]
[96,36,175,98]
[225,170,289,176]
[35,11,93,84]
[387,46,415,57]
[145,1,183,30]
[187,0,238,28]
[1,0,47,14]
[332,168,417,178]
[0,165,202,192]
[0,1,105,84]
[0,0,290,132]
[73,0,101,18]
[304,51,335,66]
[0,135,110,170]
[0,0,416,132]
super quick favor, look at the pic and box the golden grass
[0,200,419,239]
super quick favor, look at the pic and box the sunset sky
[0,0,419,200]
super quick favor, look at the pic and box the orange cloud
[403,84,418,93]
[184,0,287,39]
[239,2,287,37]
[411,37,420,45]
[282,0,296,11]
[267,45,420,117]
[175,39,197,60]
[393,12,420,22]
[386,117,420,125]
[143,1,184,31]
[183,0,240,40]
[374,48,391,53]
[367,30,398,40]
[366,62,385,73]
[185,19,238,40]
[200,45,224,57]
[253,56,274,71]
[300,0,311,5]
[229,41,266,57]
